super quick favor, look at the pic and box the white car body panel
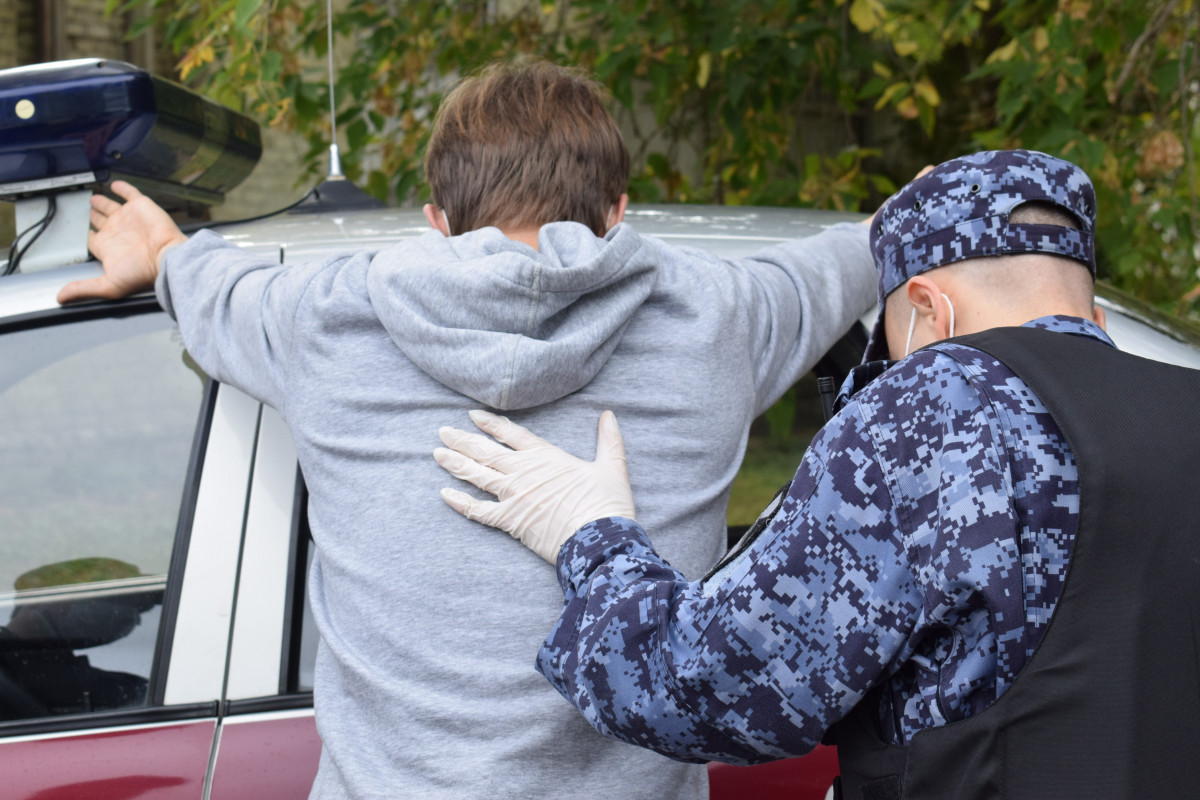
[226,406,299,701]
[164,387,260,706]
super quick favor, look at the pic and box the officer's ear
[1092,304,1107,331]
[905,276,954,341]
[905,277,939,321]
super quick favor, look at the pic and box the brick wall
[0,3,17,67]
[61,0,127,60]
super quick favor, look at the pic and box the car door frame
[0,298,261,799]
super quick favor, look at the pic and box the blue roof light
[0,59,261,208]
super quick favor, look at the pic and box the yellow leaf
[986,38,1020,64]
[973,0,990,9]
[849,0,885,33]
[1033,27,1048,53]
[894,40,919,57]
[872,61,893,79]
[697,52,712,89]
[874,81,910,111]
[178,42,215,81]
[896,96,919,119]
[269,96,292,128]
[913,80,940,107]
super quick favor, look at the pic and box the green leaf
[234,0,262,31]
[646,152,671,177]
[127,13,156,39]
[367,170,390,202]
[1092,25,1119,54]
[261,51,282,83]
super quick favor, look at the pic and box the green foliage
[854,0,1200,318]
[121,0,1200,321]
[960,0,1200,317]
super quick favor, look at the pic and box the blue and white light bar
[0,58,262,208]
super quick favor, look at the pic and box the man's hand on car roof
[57,181,188,305]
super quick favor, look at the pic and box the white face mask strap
[442,208,453,237]
[903,292,956,358]
[903,306,918,358]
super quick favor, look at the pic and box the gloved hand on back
[434,409,636,564]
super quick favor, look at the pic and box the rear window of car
[0,311,205,721]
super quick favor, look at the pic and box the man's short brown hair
[424,61,630,237]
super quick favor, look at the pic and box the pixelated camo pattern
[536,316,1113,765]
[871,150,1097,303]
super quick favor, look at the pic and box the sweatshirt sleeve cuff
[154,230,227,319]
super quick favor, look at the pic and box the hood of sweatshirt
[365,221,657,410]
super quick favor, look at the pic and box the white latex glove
[434,409,636,564]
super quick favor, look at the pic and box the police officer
[434,150,1200,799]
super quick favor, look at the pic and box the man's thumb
[57,277,117,305]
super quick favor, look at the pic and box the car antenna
[325,0,344,181]
[288,0,384,213]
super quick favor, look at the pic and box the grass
[727,431,817,526]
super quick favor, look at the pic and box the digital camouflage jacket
[536,315,1112,764]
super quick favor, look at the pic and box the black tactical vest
[833,326,1200,800]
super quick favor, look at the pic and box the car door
[206,406,322,799]
[0,299,257,799]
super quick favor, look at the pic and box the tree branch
[1109,0,1182,105]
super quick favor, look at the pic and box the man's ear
[424,204,451,237]
[1092,304,1107,331]
[905,275,953,340]
[606,194,629,231]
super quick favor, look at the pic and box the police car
[2,60,1198,800]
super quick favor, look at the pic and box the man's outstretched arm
[58,181,340,409]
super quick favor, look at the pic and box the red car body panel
[209,715,322,799]
[709,745,839,800]
[0,720,214,800]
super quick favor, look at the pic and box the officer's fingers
[594,411,628,467]
[438,426,516,469]
[439,488,509,533]
[433,447,509,498]
[468,410,550,452]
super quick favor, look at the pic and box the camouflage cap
[863,149,1096,361]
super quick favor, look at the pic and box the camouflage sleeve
[535,400,923,765]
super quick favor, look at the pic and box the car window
[0,311,206,721]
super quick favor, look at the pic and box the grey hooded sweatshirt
[156,219,874,799]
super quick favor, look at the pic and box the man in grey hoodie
[58,62,875,799]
